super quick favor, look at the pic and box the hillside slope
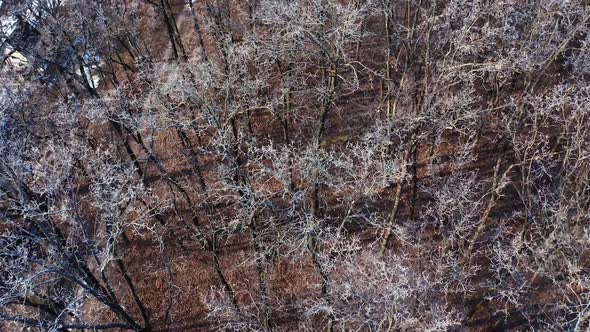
[1,0,589,331]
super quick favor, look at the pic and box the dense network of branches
[0,0,589,331]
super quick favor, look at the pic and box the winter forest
[0,0,589,331]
